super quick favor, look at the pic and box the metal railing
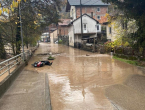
[0,45,38,81]
[0,51,28,77]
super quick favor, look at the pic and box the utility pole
[19,2,25,60]
[80,0,83,48]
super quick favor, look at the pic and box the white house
[68,14,101,47]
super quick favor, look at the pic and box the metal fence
[0,46,37,82]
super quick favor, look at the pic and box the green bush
[128,56,137,60]
[139,57,145,61]
[58,40,62,44]
[48,55,55,60]
[115,47,123,54]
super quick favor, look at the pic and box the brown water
[28,43,145,110]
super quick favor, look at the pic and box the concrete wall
[70,6,76,20]
[0,48,37,98]
[68,25,74,47]
[0,62,25,98]
[50,30,58,43]
[50,33,54,43]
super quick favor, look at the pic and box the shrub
[58,40,62,44]
[115,47,123,54]
[128,56,137,60]
[48,55,55,60]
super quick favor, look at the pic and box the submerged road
[35,43,145,110]
[1,42,145,110]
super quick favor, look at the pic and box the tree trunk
[12,44,16,55]
[16,6,21,55]
[26,43,28,49]
[0,34,6,59]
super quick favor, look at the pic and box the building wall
[50,30,58,43]
[106,19,137,41]
[58,26,69,36]
[73,14,98,33]
[50,33,54,43]
[106,20,121,41]
[75,6,108,21]
[68,25,74,47]
[48,23,57,33]
[70,6,76,20]
[73,15,97,45]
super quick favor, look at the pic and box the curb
[45,73,52,110]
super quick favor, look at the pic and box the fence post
[8,61,10,74]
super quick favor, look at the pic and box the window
[97,7,100,12]
[109,27,112,34]
[91,12,93,17]
[84,24,86,30]
[97,25,99,30]
[97,16,100,20]
[124,21,128,29]
[121,21,128,30]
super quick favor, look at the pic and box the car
[86,43,93,47]
[55,40,58,44]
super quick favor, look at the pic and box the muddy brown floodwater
[29,43,145,110]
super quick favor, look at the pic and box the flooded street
[29,43,145,110]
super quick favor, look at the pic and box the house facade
[50,29,58,43]
[58,19,71,37]
[68,14,100,47]
[104,17,137,42]
[50,19,71,43]
[66,0,109,22]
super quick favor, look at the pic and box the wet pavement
[34,43,145,110]
[1,42,145,110]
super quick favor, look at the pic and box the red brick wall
[76,6,108,20]
[58,26,69,36]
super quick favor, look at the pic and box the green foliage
[48,55,55,60]
[58,40,63,44]
[0,0,62,55]
[0,35,6,59]
[103,0,145,48]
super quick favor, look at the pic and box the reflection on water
[26,43,145,110]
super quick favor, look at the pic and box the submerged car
[32,61,53,67]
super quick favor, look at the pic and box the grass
[113,56,139,66]
[48,55,55,60]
